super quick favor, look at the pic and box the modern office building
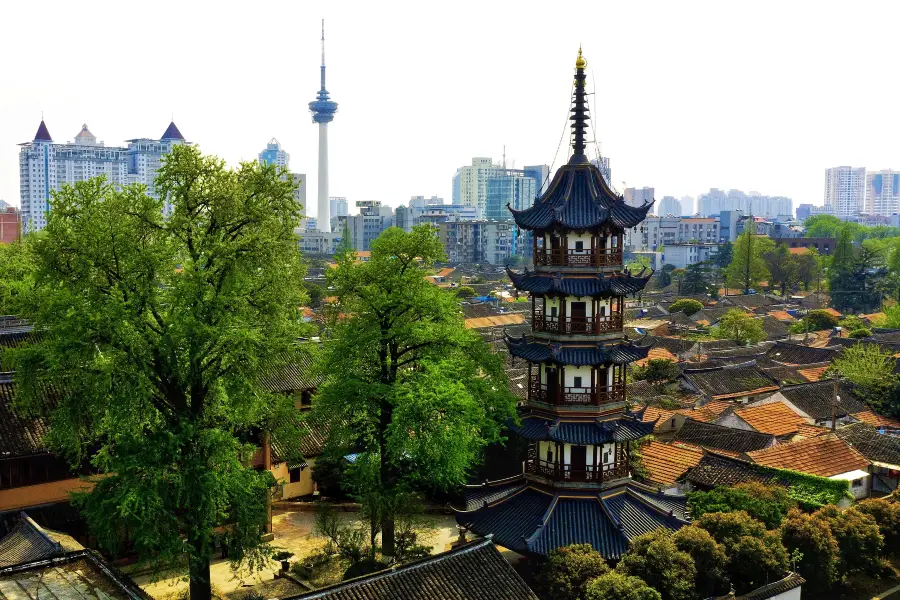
[656,196,682,216]
[335,200,393,251]
[457,157,501,217]
[485,170,537,220]
[437,220,512,265]
[258,138,289,170]
[623,186,654,208]
[523,165,551,195]
[19,120,189,234]
[865,170,900,217]
[796,203,815,222]
[824,166,865,219]
[309,20,339,233]
[329,196,348,218]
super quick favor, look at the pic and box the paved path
[874,583,900,600]
[133,511,460,599]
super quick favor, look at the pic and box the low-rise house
[715,401,810,439]
[284,538,537,600]
[765,342,838,367]
[681,364,780,404]
[747,434,871,499]
[707,571,805,600]
[757,380,865,428]
[674,419,777,455]
[835,423,900,495]
[638,441,704,492]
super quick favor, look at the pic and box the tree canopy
[535,544,610,600]
[724,221,774,293]
[711,309,766,345]
[6,145,308,600]
[616,529,696,600]
[313,225,516,555]
[583,571,661,600]
[830,342,900,417]
[668,298,704,316]
[689,482,797,529]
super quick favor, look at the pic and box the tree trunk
[189,547,212,600]
[379,396,396,558]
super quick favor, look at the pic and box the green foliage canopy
[688,482,797,529]
[711,309,766,345]
[583,571,661,600]
[668,298,704,316]
[780,508,840,591]
[725,221,775,293]
[535,544,610,600]
[616,529,696,600]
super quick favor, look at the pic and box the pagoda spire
[570,46,589,164]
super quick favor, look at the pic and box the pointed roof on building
[160,121,184,141]
[33,120,52,142]
[75,124,94,139]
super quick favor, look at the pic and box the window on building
[289,467,303,483]
[851,478,863,488]
[573,376,582,388]
[575,240,584,251]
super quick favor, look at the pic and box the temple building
[455,49,690,560]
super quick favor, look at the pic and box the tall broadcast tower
[309,19,338,233]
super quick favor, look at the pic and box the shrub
[456,286,476,298]
[727,532,789,595]
[813,505,884,575]
[534,544,610,600]
[694,511,767,552]
[631,359,680,386]
[668,298,704,316]
[616,529,696,600]
[804,309,840,331]
[849,327,872,338]
[711,309,766,345]
[780,508,840,591]
[672,526,729,597]
[583,571,662,600]
[688,482,796,528]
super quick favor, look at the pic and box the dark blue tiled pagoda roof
[505,336,651,365]
[506,268,652,297]
[509,163,652,231]
[511,415,655,444]
[456,481,689,559]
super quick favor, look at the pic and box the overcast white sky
[2,0,899,217]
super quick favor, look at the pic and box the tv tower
[308,19,338,233]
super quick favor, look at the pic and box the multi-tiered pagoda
[456,49,690,560]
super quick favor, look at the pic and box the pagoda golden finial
[575,46,586,69]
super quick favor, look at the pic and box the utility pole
[831,371,840,432]
[744,204,753,295]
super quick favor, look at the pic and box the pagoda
[455,49,690,560]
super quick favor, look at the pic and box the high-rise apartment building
[796,203,815,222]
[623,187,654,208]
[457,157,501,217]
[19,120,188,234]
[329,196,349,218]
[696,188,791,218]
[336,200,393,251]
[680,196,694,216]
[865,170,900,217]
[825,166,865,219]
[485,170,537,220]
[408,195,443,209]
[656,196,682,216]
[437,220,511,265]
[590,157,612,187]
[258,138,289,169]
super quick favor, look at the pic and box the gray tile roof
[285,538,537,600]
[0,515,62,568]
[778,380,865,420]
[674,419,776,453]
[682,365,779,399]
[683,452,779,489]
[835,423,900,467]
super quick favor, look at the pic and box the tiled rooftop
[747,434,869,477]
[682,364,779,399]
[734,402,810,437]
[639,441,704,485]
[674,419,776,453]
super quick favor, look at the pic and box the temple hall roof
[509,163,652,232]
[505,335,651,366]
[506,267,652,297]
[456,479,688,559]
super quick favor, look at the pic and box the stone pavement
[134,510,460,599]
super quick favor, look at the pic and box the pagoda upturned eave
[506,266,653,297]
[504,335,652,366]
[509,161,653,232]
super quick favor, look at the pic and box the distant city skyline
[3,2,900,217]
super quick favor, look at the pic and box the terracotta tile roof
[674,400,733,422]
[788,247,808,255]
[821,308,842,317]
[747,435,869,477]
[768,310,795,322]
[464,313,526,329]
[639,405,675,425]
[797,364,830,382]
[734,402,809,436]
[794,423,829,439]
[634,346,678,366]
[436,267,456,278]
[639,440,704,485]
[861,312,885,323]
[852,410,900,429]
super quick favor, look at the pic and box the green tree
[313,225,516,555]
[725,220,775,293]
[763,244,798,296]
[830,342,900,416]
[7,146,308,600]
[583,571,661,600]
[794,247,823,292]
[688,482,796,529]
[813,505,884,575]
[680,262,710,295]
[856,499,900,551]
[631,359,680,392]
[616,529,696,600]
[790,309,839,333]
[804,215,845,239]
[456,286,477,298]
[879,240,900,304]
[0,240,33,315]
[712,241,733,269]
[335,220,353,257]
[780,508,840,591]
[658,264,676,288]
[711,309,766,345]
[694,511,767,551]
[668,298,704,316]
[728,533,790,594]
[535,544,610,600]
[672,526,729,598]
[305,281,325,308]
[828,227,884,313]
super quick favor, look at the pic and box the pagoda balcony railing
[525,458,629,482]
[533,311,623,334]
[534,248,623,267]
[529,377,625,406]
